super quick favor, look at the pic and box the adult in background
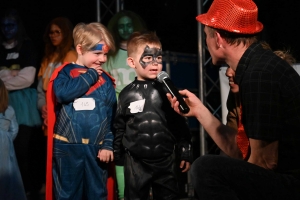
[168,0,300,199]
[0,8,43,200]
[37,17,77,136]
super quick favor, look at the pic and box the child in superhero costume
[46,22,117,200]
[113,31,192,199]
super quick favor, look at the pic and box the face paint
[139,45,163,68]
[90,43,109,53]
[1,17,18,40]
[117,16,133,40]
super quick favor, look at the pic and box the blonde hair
[0,79,8,113]
[273,50,296,66]
[73,22,115,53]
[127,31,161,57]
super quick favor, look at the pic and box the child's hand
[90,65,103,76]
[97,149,114,163]
[179,160,191,172]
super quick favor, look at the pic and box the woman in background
[37,17,77,135]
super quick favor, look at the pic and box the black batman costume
[114,78,192,200]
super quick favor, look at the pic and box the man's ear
[127,57,136,69]
[215,31,224,48]
[76,44,83,55]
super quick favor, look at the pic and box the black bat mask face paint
[139,45,163,68]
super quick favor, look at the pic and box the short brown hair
[0,79,8,113]
[206,26,258,47]
[127,31,161,57]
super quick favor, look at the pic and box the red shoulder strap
[102,69,116,88]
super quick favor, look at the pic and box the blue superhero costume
[46,63,117,200]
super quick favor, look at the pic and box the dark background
[2,0,300,63]
[2,1,299,196]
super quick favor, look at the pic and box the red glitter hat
[196,0,263,34]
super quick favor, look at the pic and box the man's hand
[167,89,202,118]
[97,149,114,163]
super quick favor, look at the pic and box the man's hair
[0,79,8,113]
[206,26,259,46]
[127,31,161,57]
[73,22,115,53]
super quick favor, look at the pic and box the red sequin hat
[196,0,263,34]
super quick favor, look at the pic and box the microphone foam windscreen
[157,71,169,82]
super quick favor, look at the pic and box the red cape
[46,62,116,200]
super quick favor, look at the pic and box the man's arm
[197,105,242,158]
[167,89,242,158]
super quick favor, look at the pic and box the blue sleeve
[7,106,19,140]
[53,65,99,103]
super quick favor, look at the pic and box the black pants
[13,125,46,195]
[124,153,179,200]
[191,155,300,200]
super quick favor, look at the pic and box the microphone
[157,71,190,114]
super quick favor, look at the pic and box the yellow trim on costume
[99,140,103,145]
[53,134,69,142]
[82,138,89,144]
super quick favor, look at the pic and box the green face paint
[117,16,133,41]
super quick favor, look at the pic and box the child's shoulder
[60,63,81,71]
[118,80,136,97]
